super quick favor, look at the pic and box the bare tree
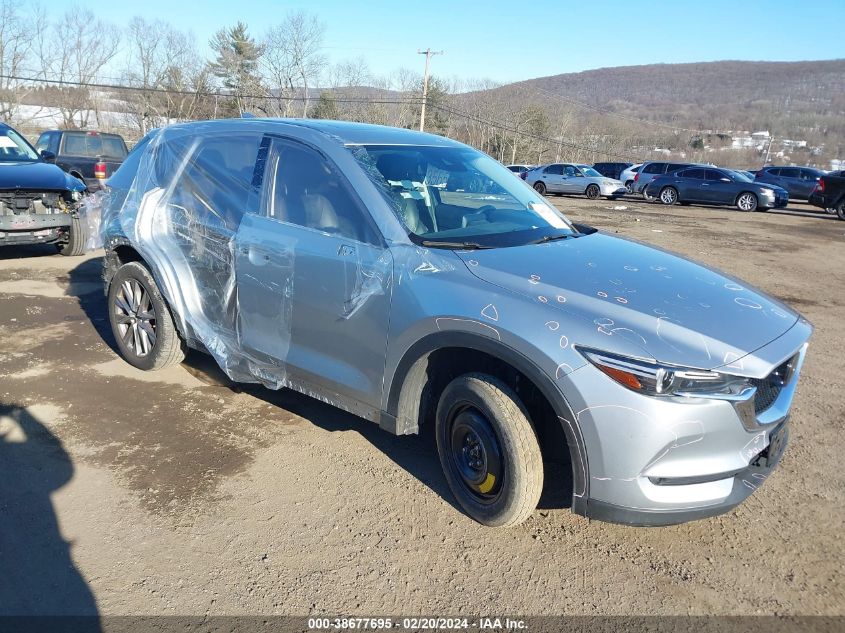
[40,7,120,128]
[263,11,325,118]
[0,0,39,121]
[122,17,210,134]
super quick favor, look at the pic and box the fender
[382,330,589,511]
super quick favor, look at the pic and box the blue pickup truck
[35,129,128,192]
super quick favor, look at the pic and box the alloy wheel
[660,188,677,205]
[738,193,757,211]
[113,279,157,357]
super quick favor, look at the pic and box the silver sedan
[525,163,627,199]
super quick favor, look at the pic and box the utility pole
[418,48,443,132]
[763,135,775,167]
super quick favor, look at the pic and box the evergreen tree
[208,22,264,115]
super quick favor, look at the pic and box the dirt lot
[0,198,843,617]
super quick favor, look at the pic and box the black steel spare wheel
[435,373,543,527]
[449,407,504,503]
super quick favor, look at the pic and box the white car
[506,164,533,175]
[525,163,627,199]
[619,163,642,193]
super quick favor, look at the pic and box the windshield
[350,144,577,248]
[0,129,40,162]
[579,166,603,178]
[727,169,753,183]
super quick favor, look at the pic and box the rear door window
[544,164,563,175]
[705,169,727,181]
[680,168,705,179]
[780,167,800,178]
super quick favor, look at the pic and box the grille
[750,355,796,414]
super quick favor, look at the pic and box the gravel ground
[0,197,842,617]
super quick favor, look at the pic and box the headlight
[759,187,774,196]
[578,347,750,397]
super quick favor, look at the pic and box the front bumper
[601,185,628,197]
[560,327,810,526]
[584,423,788,526]
[0,213,71,245]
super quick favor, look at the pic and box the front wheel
[736,192,758,212]
[436,373,543,527]
[56,215,86,256]
[659,187,678,205]
[533,181,547,195]
[585,184,600,200]
[108,261,186,371]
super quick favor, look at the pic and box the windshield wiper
[529,233,574,245]
[419,240,492,250]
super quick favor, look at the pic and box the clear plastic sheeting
[95,121,461,394]
[78,189,107,251]
[100,123,295,388]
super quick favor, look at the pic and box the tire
[642,189,653,202]
[108,261,185,371]
[585,184,600,200]
[56,215,86,256]
[736,192,758,212]
[435,373,543,527]
[659,186,678,205]
[625,180,634,193]
[533,181,546,195]
[837,200,845,221]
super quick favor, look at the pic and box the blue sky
[40,0,845,83]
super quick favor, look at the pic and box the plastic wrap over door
[235,214,296,378]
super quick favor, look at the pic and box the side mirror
[40,149,56,163]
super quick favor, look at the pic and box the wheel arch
[383,331,589,511]
[104,240,193,344]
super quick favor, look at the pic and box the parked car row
[508,156,836,215]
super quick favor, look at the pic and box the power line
[4,72,647,162]
[1,73,423,106]
[429,102,644,163]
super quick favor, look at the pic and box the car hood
[456,232,800,371]
[0,161,85,191]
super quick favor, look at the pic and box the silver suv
[100,119,812,527]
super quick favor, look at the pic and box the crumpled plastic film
[99,124,293,388]
[94,122,463,394]
[77,189,107,251]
